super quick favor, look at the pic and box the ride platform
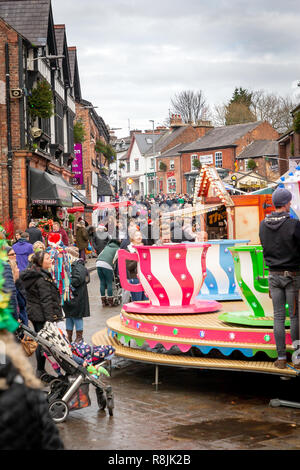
[92,301,300,380]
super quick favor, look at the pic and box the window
[191,154,199,171]
[150,158,155,170]
[167,178,176,193]
[55,98,64,146]
[215,152,222,168]
[126,161,130,173]
[134,159,139,171]
[170,160,175,170]
[244,159,248,171]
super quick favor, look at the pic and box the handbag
[21,334,38,357]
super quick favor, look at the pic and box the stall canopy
[67,200,133,214]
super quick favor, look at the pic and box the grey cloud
[51,0,300,133]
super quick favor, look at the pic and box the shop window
[167,178,176,193]
[191,154,199,171]
[215,152,223,168]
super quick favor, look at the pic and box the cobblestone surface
[39,260,300,450]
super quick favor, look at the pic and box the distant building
[180,121,279,194]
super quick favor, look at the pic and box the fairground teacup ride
[218,245,290,327]
[196,239,249,301]
[118,243,221,314]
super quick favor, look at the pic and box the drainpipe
[5,43,13,220]
[26,157,31,223]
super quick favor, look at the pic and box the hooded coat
[76,224,89,250]
[63,259,90,318]
[259,211,300,271]
[0,358,64,450]
[12,239,34,272]
[20,267,63,323]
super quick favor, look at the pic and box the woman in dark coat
[20,251,63,377]
[63,247,90,343]
[0,329,64,450]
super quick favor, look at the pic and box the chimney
[170,114,184,127]
[130,129,142,137]
[193,120,214,138]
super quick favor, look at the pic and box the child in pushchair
[20,322,115,422]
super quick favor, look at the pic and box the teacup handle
[118,249,144,292]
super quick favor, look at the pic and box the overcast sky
[51,0,300,138]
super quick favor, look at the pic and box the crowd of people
[2,184,299,449]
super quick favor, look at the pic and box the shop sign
[200,154,213,164]
[147,172,156,178]
[32,199,58,206]
[167,171,175,178]
[207,208,227,227]
[72,143,83,185]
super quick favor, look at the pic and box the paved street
[42,260,300,451]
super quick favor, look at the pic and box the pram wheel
[96,387,107,410]
[49,399,69,423]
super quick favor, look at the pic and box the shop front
[146,172,156,196]
[29,167,91,231]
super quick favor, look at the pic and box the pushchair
[19,323,115,423]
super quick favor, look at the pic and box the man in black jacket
[25,221,43,245]
[259,187,300,369]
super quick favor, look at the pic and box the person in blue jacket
[12,231,33,272]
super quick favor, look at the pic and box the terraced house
[0,0,82,229]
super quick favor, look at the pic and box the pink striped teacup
[118,243,211,311]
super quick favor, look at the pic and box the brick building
[237,140,279,181]
[278,103,300,174]
[145,115,213,195]
[180,121,279,194]
[0,0,77,230]
[73,98,111,226]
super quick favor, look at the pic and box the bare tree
[170,90,211,124]
[251,90,297,133]
[212,89,299,133]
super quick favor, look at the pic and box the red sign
[167,171,175,178]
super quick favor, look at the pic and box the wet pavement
[38,259,300,451]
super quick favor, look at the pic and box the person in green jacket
[96,239,120,307]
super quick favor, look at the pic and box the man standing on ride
[259,187,300,369]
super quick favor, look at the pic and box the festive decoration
[37,218,54,239]
[46,233,71,305]
[0,237,19,332]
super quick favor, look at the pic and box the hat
[272,188,292,207]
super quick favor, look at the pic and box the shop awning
[30,167,73,207]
